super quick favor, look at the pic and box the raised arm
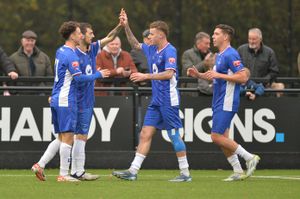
[100,24,122,47]
[119,9,142,50]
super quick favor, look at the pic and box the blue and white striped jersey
[212,46,244,112]
[51,45,82,108]
[142,43,180,107]
[76,41,101,109]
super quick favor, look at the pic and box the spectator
[95,36,137,96]
[181,32,212,96]
[10,30,53,95]
[197,53,215,95]
[0,46,19,96]
[130,29,150,73]
[237,28,284,97]
[240,68,264,101]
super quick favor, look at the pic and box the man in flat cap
[10,30,53,95]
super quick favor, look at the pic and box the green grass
[0,169,299,199]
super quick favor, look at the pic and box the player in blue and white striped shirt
[112,9,191,182]
[71,22,121,181]
[188,24,260,181]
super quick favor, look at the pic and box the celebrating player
[112,9,192,182]
[31,20,121,182]
[70,22,121,180]
[187,24,260,181]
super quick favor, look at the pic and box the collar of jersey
[63,45,76,51]
[156,43,170,54]
[76,47,87,55]
[218,45,231,55]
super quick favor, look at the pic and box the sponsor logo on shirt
[168,57,176,64]
[233,60,241,67]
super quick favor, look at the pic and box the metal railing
[0,76,299,93]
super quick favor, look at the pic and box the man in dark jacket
[0,46,18,78]
[181,32,212,96]
[10,30,53,95]
[237,28,284,96]
[0,46,18,95]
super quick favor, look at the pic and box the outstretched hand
[119,8,128,26]
[187,66,199,78]
[203,70,219,81]
[130,72,148,82]
[99,69,110,78]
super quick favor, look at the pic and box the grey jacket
[181,46,206,77]
[237,43,279,83]
[181,46,212,95]
[10,46,52,77]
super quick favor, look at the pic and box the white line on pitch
[251,176,300,180]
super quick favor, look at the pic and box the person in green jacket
[10,30,53,95]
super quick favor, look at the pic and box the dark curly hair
[59,21,80,40]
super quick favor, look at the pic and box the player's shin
[59,142,72,176]
[234,145,254,161]
[167,129,190,177]
[38,138,61,168]
[71,139,86,176]
[129,153,146,175]
[227,154,243,173]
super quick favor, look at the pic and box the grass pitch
[0,169,299,199]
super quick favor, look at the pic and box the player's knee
[139,130,151,143]
[75,134,88,142]
[167,129,186,152]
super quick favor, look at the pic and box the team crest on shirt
[85,64,92,75]
[233,60,241,67]
[168,57,176,64]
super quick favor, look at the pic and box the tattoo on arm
[100,24,122,46]
[125,24,141,50]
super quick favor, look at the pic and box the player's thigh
[52,106,77,133]
[212,111,235,134]
[160,105,183,130]
[75,107,93,136]
[51,107,59,133]
[143,105,164,130]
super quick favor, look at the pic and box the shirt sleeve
[91,40,101,56]
[142,43,150,58]
[67,54,82,76]
[226,52,244,73]
[164,47,177,71]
